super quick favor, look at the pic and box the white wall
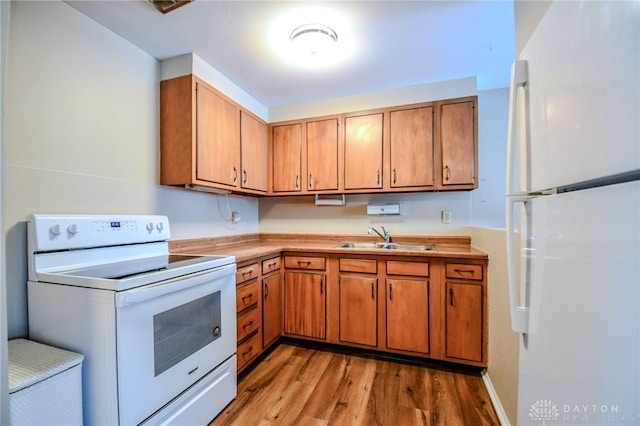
[4,1,260,338]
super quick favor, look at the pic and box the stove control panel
[29,214,171,252]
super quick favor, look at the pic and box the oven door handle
[115,263,236,308]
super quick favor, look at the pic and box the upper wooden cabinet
[161,77,476,197]
[196,82,240,187]
[271,123,302,193]
[437,97,478,189]
[160,74,268,195]
[241,111,268,192]
[344,112,384,190]
[306,118,339,191]
[268,97,476,195]
[389,105,434,189]
[268,116,340,195]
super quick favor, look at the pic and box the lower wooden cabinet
[237,329,262,371]
[235,256,282,373]
[262,272,282,348]
[236,263,262,372]
[338,275,377,347]
[444,262,485,363]
[385,277,430,354]
[284,271,326,339]
[247,252,488,369]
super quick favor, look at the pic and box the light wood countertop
[170,233,488,264]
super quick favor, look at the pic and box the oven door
[114,263,236,425]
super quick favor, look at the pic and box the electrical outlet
[441,210,452,224]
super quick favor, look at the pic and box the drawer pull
[298,261,311,267]
[242,271,253,278]
[242,346,253,357]
[242,320,254,330]
[242,294,253,304]
[269,262,277,268]
[454,268,475,275]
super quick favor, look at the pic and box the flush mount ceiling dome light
[290,23,338,59]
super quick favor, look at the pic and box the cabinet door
[262,272,283,348]
[284,271,325,339]
[195,82,239,186]
[390,106,434,188]
[339,275,377,347]
[440,100,476,187]
[240,111,268,192]
[344,113,383,190]
[307,118,339,191]
[386,278,429,354]
[445,281,483,362]
[272,124,302,192]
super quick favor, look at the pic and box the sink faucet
[368,226,391,244]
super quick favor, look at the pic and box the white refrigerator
[506,1,640,425]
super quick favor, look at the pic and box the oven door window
[153,291,221,376]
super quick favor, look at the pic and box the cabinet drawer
[339,258,377,274]
[237,330,262,371]
[237,306,261,342]
[236,281,259,312]
[236,263,260,284]
[446,263,483,281]
[386,260,429,277]
[284,256,326,270]
[262,257,281,275]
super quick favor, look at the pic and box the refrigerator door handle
[506,195,532,333]
[506,60,529,196]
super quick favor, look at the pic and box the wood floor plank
[324,355,376,426]
[454,371,500,426]
[361,359,401,425]
[209,343,500,426]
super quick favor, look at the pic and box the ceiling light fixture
[290,23,338,58]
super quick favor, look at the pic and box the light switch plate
[441,210,452,224]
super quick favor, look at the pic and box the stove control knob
[146,222,154,232]
[156,222,164,231]
[67,224,78,235]
[50,224,61,236]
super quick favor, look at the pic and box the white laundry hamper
[8,338,84,426]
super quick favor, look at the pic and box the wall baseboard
[482,370,511,426]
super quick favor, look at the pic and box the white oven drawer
[140,355,237,425]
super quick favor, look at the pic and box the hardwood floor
[210,343,500,426]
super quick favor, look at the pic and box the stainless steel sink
[337,242,435,251]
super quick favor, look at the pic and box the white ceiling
[66,0,516,108]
